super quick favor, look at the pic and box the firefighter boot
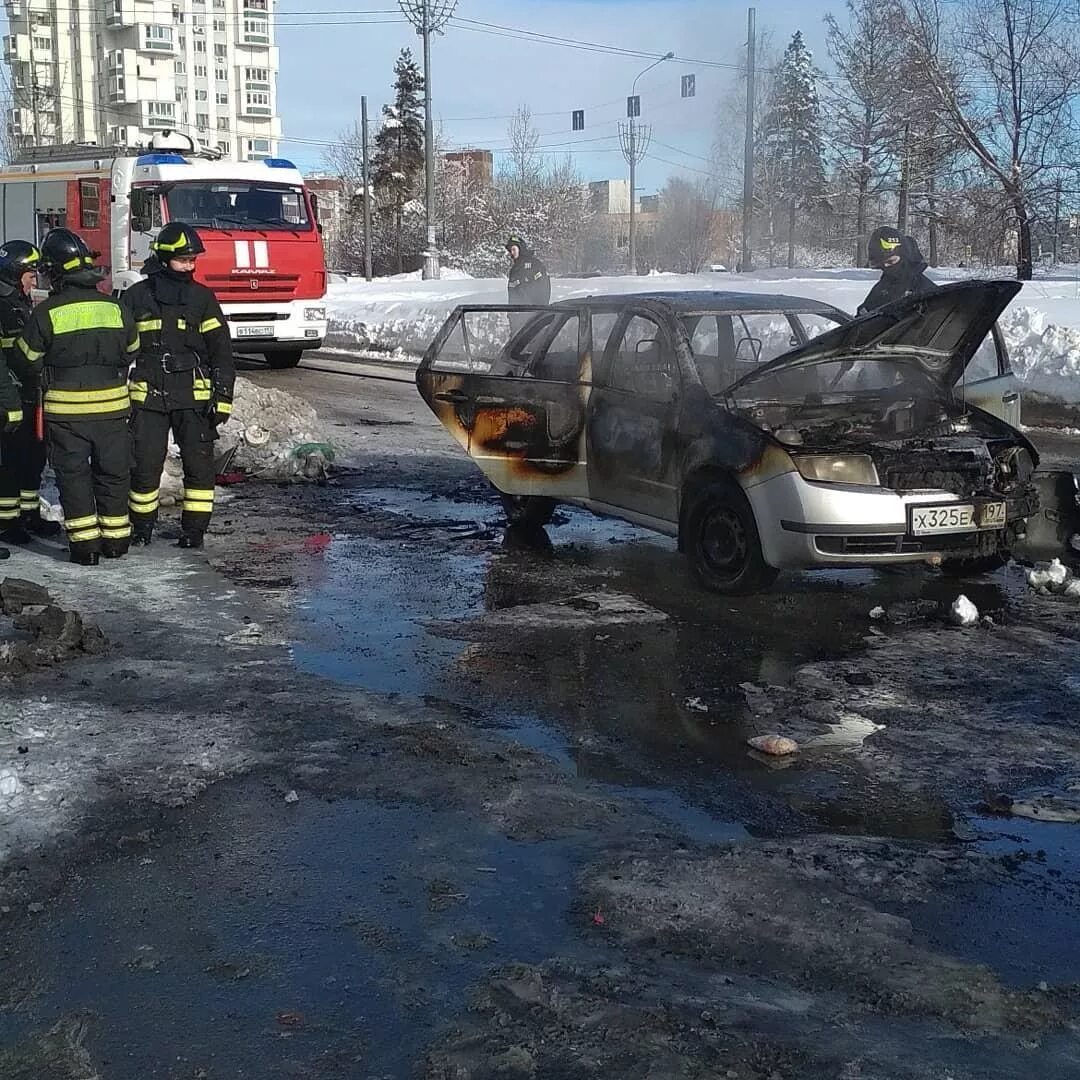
[0,522,32,545]
[0,545,9,560]
[131,523,154,547]
[69,548,100,567]
[21,508,62,538]
[177,532,204,550]
[101,539,129,560]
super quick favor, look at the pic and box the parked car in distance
[416,283,1048,594]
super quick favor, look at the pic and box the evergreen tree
[372,48,425,274]
[756,31,827,267]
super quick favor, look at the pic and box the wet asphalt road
[4,358,1080,1078]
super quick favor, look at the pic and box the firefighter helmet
[40,229,95,275]
[152,222,206,259]
[0,240,42,286]
[867,226,904,269]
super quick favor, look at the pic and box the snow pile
[998,307,1080,402]
[1027,558,1080,598]
[160,376,332,503]
[949,594,980,627]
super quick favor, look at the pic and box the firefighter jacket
[507,247,552,306]
[0,283,34,408]
[121,265,235,417]
[12,277,139,421]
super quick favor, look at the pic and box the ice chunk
[1047,559,1069,587]
[950,594,979,627]
[869,605,885,620]
[747,734,799,756]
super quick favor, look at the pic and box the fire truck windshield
[163,181,312,232]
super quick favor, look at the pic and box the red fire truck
[0,132,327,368]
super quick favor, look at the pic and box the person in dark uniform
[506,235,551,306]
[12,229,139,566]
[0,316,24,560]
[121,222,234,550]
[0,240,62,544]
[859,227,937,314]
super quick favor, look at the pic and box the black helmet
[41,228,95,275]
[0,240,42,286]
[505,234,528,253]
[152,222,206,258]
[867,226,903,269]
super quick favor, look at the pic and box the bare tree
[505,105,543,192]
[900,0,1080,278]
[825,0,903,264]
[654,177,723,272]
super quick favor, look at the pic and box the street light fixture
[398,0,459,279]
[620,51,674,275]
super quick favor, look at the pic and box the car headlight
[304,306,326,321]
[794,454,880,486]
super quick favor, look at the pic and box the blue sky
[277,0,827,191]
[0,0,828,192]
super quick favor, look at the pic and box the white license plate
[910,502,1006,535]
[235,325,274,338]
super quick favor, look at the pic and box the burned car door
[587,310,683,526]
[415,305,591,499]
[958,324,1021,426]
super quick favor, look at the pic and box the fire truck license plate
[236,325,274,338]
[909,502,1006,535]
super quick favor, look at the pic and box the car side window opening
[967,325,1008,382]
[734,314,798,364]
[589,312,621,362]
[608,314,679,403]
[432,310,548,373]
[685,314,736,395]
[526,314,581,382]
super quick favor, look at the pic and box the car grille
[205,274,300,300]
[815,530,998,556]
[873,446,991,498]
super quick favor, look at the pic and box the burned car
[416,282,1056,594]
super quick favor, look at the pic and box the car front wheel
[684,479,778,595]
[265,349,304,369]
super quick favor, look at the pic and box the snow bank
[160,376,333,504]
[324,268,1080,403]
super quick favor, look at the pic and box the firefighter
[0,240,62,544]
[859,227,937,314]
[506,235,551,306]
[11,229,139,566]
[121,222,234,549]
[0,322,23,559]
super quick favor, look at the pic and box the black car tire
[265,350,304,369]
[684,479,778,595]
[940,553,1008,577]
[500,493,557,528]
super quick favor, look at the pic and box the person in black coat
[506,235,551,306]
[859,227,937,314]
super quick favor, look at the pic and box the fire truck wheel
[265,350,304,369]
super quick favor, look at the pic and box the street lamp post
[621,52,673,275]
[398,0,458,280]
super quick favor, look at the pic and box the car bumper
[746,470,1035,569]
[222,301,327,351]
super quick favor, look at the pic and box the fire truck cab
[0,133,328,369]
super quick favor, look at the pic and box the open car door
[958,324,1021,426]
[415,305,592,500]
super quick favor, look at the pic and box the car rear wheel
[940,553,1008,577]
[500,493,556,528]
[265,349,304,369]
[684,479,778,595]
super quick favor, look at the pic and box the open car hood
[728,280,1022,393]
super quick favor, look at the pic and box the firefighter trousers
[130,407,216,537]
[1,410,48,519]
[47,416,132,557]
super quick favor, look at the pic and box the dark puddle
[911,814,1080,989]
[0,779,585,1078]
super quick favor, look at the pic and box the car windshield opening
[728,357,939,404]
[163,182,312,231]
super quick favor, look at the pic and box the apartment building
[2,0,281,161]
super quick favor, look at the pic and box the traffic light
[572,109,585,131]
[627,95,640,118]
[682,74,696,98]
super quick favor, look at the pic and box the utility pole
[399,0,457,280]
[361,95,373,282]
[621,51,672,275]
[741,7,756,273]
[1053,179,1062,265]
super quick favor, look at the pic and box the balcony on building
[139,24,175,54]
[243,0,269,10]
[142,101,177,129]
[106,0,135,28]
[241,16,270,45]
[3,33,30,62]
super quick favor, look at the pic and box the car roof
[553,290,848,316]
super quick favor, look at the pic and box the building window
[194,64,207,77]
[217,117,229,130]
[213,18,226,32]
[244,90,271,115]
[196,112,209,129]
[176,86,187,101]
[194,39,206,53]
[245,66,269,84]
[175,58,186,74]
[242,17,269,43]
[32,36,51,51]
[217,140,230,154]
[214,44,226,60]
[80,180,101,229]
[215,66,227,81]
[195,88,207,101]
[216,91,228,105]
[248,138,270,153]
[143,24,174,51]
